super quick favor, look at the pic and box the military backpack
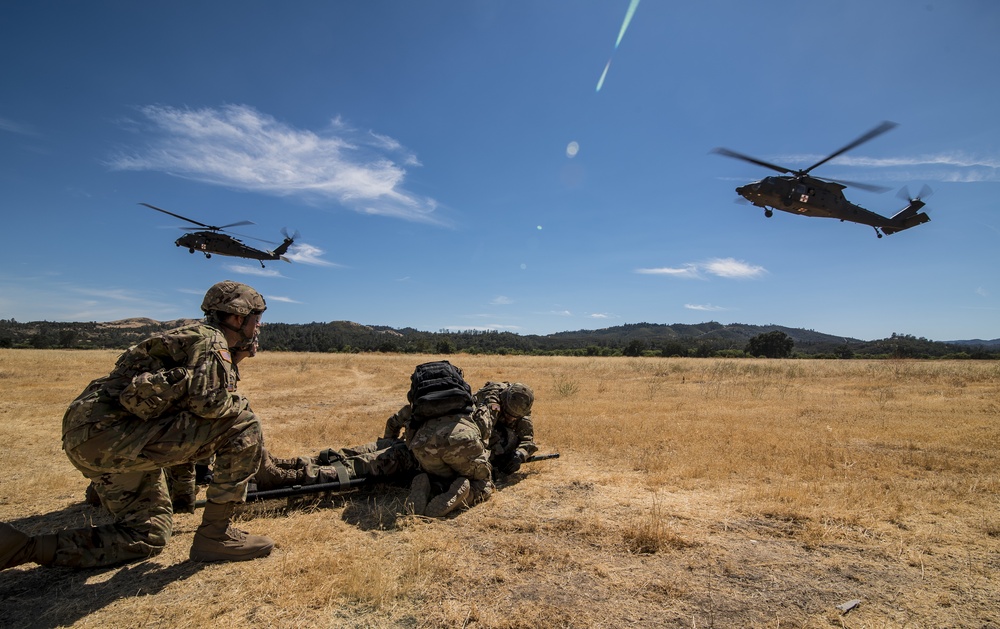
[407,360,474,423]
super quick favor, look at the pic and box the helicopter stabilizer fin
[881,200,931,236]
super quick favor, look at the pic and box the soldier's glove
[501,450,527,474]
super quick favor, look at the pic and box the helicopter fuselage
[175,231,292,263]
[737,176,897,228]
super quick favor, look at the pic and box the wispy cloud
[636,257,766,280]
[0,115,36,136]
[588,312,618,320]
[775,151,1000,184]
[685,303,726,311]
[223,264,286,278]
[264,295,303,304]
[634,264,700,278]
[109,104,445,223]
[491,296,513,305]
[284,243,340,267]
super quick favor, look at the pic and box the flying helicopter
[140,203,296,266]
[713,121,932,238]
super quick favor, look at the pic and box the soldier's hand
[501,450,527,474]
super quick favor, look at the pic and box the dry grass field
[1,349,998,628]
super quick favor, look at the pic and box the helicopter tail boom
[881,200,931,236]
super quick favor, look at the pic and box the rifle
[526,453,559,463]
[193,453,560,508]
[194,477,369,508]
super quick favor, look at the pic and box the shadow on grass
[0,556,206,629]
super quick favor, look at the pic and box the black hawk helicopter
[713,121,932,238]
[141,203,296,266]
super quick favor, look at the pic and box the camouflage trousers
[59,408,262,568]
[255,439,419,490]
[324,438,419,480]
[407,415,494,503]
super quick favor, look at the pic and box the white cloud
[283,242,340,267]
[685,303,726,311]
[703,257,766,279]
[976,287,989,298]
[635,264,700,278]
[636,257,765,280]
[109,104,445,223]
[773,151,1000,184]
[491,296,513,305]
[265,295,303,304]
[0,116,36,136]
[223,264,285,278]
[587,312,620,320]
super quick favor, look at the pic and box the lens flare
[566,141,580,157]
[596,0,640,93]
[615,0,640,49]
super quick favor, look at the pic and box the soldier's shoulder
[162,322,226,348]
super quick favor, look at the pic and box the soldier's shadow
[245,472,529,531]
[0,550,204,629]
[243,481,410,531]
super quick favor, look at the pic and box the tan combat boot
[405,473,431,516]
[189,502,273,562]
[1,522,57,570]
[424,477,472,518]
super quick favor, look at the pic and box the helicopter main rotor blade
[140,202,213,229]
[217,220,256,230]
[824,177,892,194]
[711,148,794,175]
[802,121,898,174]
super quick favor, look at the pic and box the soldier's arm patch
[217,348,232,364]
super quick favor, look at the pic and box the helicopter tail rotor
[897,184,934,203]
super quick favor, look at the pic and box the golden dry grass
[1,349,998,628]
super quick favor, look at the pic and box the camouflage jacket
[387,402,493,450]
[62,322,248,458]
[474,382,538,460]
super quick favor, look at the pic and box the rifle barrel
[525,453,560,463]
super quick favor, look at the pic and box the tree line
[1,318,996,359]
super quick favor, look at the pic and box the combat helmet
[501,383,534,418]
[201,280,267,316]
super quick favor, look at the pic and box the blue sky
[1,1,998,342]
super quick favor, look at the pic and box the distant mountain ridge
[1,318,995,357]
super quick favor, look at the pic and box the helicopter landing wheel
[205,253,212,259]
[764,209,773,218]
[189,248,195,254]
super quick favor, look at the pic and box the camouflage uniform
[254,438,418,491]
[475,382,538,473]
[54,321,262,568]
[406,403,495,504]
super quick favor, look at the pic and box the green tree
[746,331,794,358]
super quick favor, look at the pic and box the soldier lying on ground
[198,378,539,515]
[250,366,540,519]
